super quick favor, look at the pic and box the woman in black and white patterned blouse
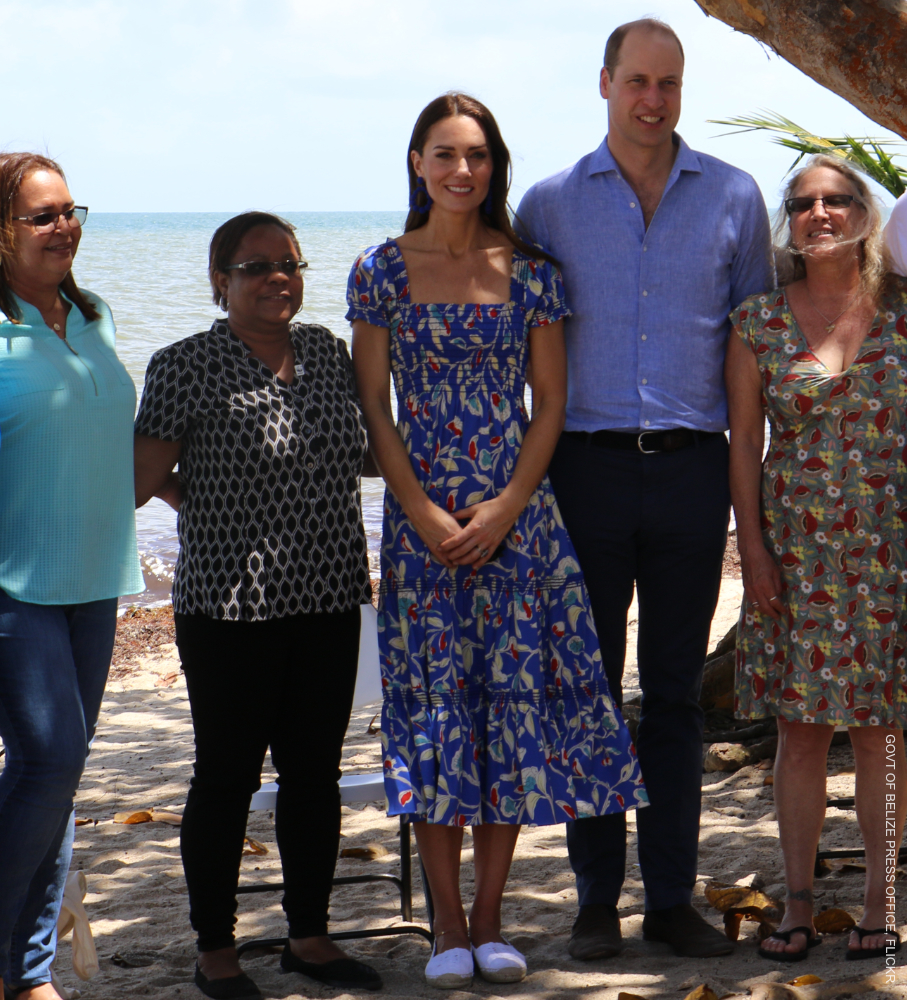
[134,212,381,1000]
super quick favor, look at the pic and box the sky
[2,0,903,214]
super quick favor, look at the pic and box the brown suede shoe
[642,903,734,957]
[568,904,622,960]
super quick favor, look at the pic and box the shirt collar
[1,289,81,332]
[588,133,703,179]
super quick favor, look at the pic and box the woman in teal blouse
[0,153,143,1000]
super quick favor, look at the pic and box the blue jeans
[0,590,116,989]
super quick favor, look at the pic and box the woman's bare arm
[134,435,183,510]
[726,331,782,620]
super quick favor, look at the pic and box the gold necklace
[805,285,859,334]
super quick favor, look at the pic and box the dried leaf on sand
[813,908,856,933]
[150,809,182,825]
[340,844,389,860]
[706,882,783,941]
[242,837,268,856]
[113,808,181,826]
[705,884,783,915]
[723,906,778,941]
[683,987,720,1000]
[113,810,153,825]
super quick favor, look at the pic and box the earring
[484,186,494,216]
[410,176,432,215]
[219,295,228,311]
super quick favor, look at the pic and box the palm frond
[708,110,906,198]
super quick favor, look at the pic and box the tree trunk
[692,0,907,140]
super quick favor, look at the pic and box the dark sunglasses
[784,194,862,215]
[222,259,308,277]
[11,206,88,231]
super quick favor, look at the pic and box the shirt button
[641,334,647,341]
[629,202,636,208]
[307,461,315,469]
[644,420,651,426]
[641,378,648,385]
[643,246,648,252]
[642,290,649,297]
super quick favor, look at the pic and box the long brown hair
[0,152,99,324]
[405,92,558,266]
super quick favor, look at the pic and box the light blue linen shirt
[515,135,773,433]
[0,291,143,604]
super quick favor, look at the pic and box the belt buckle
[637,431,660,454]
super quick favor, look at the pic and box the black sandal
[846,926,903,961]
[758,926,822,962]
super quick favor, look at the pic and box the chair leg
[414,839,435,934]
[399,817,412,922]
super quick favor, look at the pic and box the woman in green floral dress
[727,156,907,962]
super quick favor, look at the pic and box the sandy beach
[51,543,906,1000]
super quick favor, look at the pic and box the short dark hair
[207,211,303,304]
[603,18,684,77]
[0,151,99,324]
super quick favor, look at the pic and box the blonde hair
[773,154,889,302]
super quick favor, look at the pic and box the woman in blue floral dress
[348,93,645,988]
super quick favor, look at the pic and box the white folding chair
[236,605,433,957]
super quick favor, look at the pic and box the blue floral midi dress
[346,241,646,825]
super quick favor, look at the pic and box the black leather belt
[563,428,723,454]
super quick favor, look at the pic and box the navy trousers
[547,431,730,911]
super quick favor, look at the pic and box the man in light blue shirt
[516,18,772,961]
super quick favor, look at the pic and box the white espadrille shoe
[471,939,527,983]
[424,942,474,989]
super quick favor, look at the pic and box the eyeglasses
[11,206,89,232]
[784,194,862,215]
[222,259,308,277]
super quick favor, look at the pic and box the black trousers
[547,432,730,911]
[174,608,360,951]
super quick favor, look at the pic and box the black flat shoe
[194,963,262,999]
[846,926,903,961]
[280,945,383,991]
[757,926,822,963]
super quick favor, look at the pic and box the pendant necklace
[805,285,858,334]
[53,323,61,331]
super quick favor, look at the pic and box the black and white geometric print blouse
[135,319,372,620]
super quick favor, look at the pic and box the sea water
[74,211,406,604]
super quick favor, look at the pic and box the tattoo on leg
[787,889,814,903]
